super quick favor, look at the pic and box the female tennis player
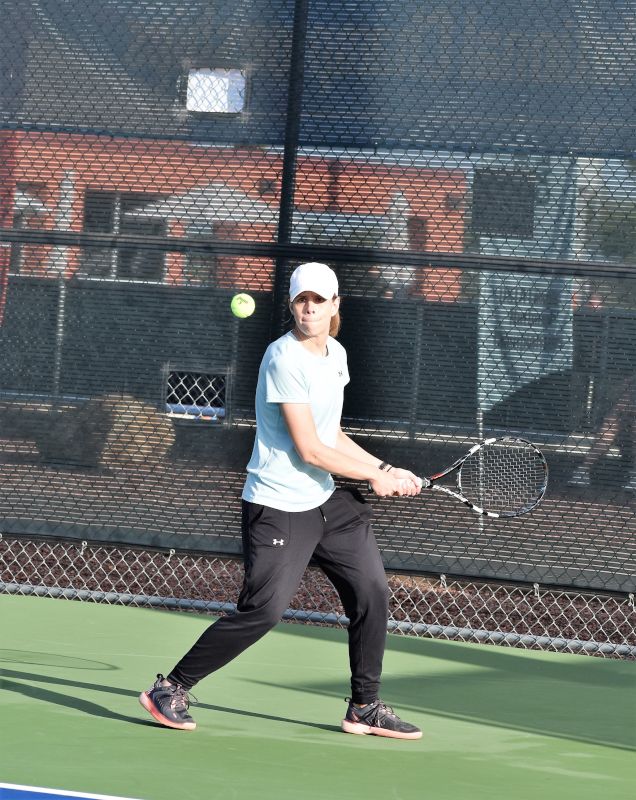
[139,261,423,740]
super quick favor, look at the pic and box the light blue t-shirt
[242,330,350,512]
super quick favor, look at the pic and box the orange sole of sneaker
[138,691,196,731]
[341,719,422,740]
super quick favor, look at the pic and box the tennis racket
[412,437,548,518]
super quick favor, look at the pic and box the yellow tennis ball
[230,293,255,318]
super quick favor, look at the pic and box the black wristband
[379,462,391,471]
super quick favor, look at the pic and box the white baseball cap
[289,262,339,301]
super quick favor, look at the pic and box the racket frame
[422,437,548,518]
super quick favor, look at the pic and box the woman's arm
[335,427,382,466]
[280,404,419,496]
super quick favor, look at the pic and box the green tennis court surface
[1,595,634,800]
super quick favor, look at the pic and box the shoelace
[365,701,395,726]
[170,685,198,712]
[350,699,396,727]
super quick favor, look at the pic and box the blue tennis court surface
[0,786,141,800]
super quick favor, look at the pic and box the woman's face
[290,291,339,337]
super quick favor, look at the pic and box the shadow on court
[286,623,635,687]
[0,649,118,671]
[260,623,636,750]
[0,676,154,727]
[0,668,339,734]
[1,636,634,750]
[0,599,633,754]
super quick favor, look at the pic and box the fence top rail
[1,227,635,280]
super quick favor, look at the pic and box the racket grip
[399,477,430,490]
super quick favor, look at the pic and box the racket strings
[459,441,546,514]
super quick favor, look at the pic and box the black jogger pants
[167,487,390,704]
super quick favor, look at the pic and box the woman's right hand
[369,470,420,497]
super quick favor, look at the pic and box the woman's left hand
[388,467,422,495]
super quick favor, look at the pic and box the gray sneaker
[342,698,422,740]
[139,674,196,730]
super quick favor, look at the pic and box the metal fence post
[271,0,310,340]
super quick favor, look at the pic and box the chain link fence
[2,536,634,657]
[1,1,635,656]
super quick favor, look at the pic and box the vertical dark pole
[270,0,310,340]
[0,135,17,325]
